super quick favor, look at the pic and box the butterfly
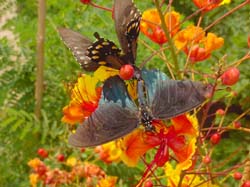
[69,69,210,147]
[60,0,210,147]
[58,0,141,71]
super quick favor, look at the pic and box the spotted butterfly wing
[69,76,139,147]
[58,28,97,71]
[59,28,125,71]
[114,0,141,63]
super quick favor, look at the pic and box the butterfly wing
[58,28,99,71]
[102,75,135,108]
[68,103,139,147]
[151,79,209,119]
[141,69,168,105]
[114,0,141,63]
[69,75,139,147]
[59,28,125,71]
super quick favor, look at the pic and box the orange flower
[168,115,198,165]
[95,141,122,164]
[29,173,39,187]
[120,128,156,167]
[165,163,219,187]
[174,25,224,62]
[28,158,43,169]
[140,9,181,45]
[193,0,231,12]
[97,176,118,187]
[118,115,198,168]
[62,74,102,125]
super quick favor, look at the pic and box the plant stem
[204,0,250,33]
[89,2,112,12]
[154,0,180,79]
[35,0,46,119]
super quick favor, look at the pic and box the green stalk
[154,0,180,79]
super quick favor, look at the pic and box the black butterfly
[69,69,210,147]
[58,0,141,71]
[60,0,210,147]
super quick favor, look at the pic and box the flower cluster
[28,156,117,187]
[140,9,181,45]
[174,25,224,62]
[193,0,231,12]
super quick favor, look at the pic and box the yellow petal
[94,66,119,82]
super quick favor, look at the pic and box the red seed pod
[202,155,211,164]
[210,133,221,145]
[37,148,48,158]
[233,172,242,180]
[144,179,153,187]
[216,109,225,116]
[242,180,250,187]
[233,121,241,129]
[119,64,134,80]
[80,147,86,153]
[221,67,240,86]
[56,154,65,162]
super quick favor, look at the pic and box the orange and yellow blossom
[118,114,199,168]
[120,128,157,167]
[97,176,118,187]
[62,74,102,125]
[29,173,39,187]
[62,66,119,125]
[174,25,224,62]
[28,158,44,169]
[165,163,219,187]
[193,0,231,12]
[140,9,181,45]
[95,141,122,164]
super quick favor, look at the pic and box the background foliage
[0,0,249,186]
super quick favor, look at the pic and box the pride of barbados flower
[61,74,102,125]
[174,25,224,62]
[193,0,231,12]
[96,114,199,169]
[62,66,119,125]
[140,9,181,45]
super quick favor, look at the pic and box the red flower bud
[210,133,221,145]
[56,154,65,162]
[233,172,242,180]
[119,64,134,80]
[203,155,211,164]
[144,179,153,187]
[233,121,241,129]
[80,147,86,153]
[216,109,225,116]
[221,67,240,86]
[242,180,250,187]
[37,148,48,158]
